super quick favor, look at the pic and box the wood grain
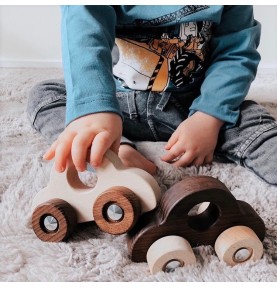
[127,176,265,263]
[214,225,264,265]
[93,186,141,235]
[146,235,196,274]
[32,198,77,242]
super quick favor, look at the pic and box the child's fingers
[192,156,205,168]
[54,136,73,173]
[43,150,55,160]
[43,140,58,160]
[165,132,178,150]
[161,142,185,163]
[43,149,55,160]
[204,154,213,164]
[71,130,96,171]
[109,137,121,155]
[90,131,112,167]
[172,151,195,167]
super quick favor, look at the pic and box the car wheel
[93,186,141,235]
[215,225,263,266]
[32,199,77,242]
[146,235,196,274]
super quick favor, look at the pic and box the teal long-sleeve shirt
[61,5,261,127]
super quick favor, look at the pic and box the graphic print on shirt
[113,6,212,92]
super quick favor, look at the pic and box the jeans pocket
[30,95,66,129]
[238,122,277,164]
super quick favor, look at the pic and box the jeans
[27,79,277,186]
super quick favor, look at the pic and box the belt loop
[156,91,171,111]
[127,91,138,120]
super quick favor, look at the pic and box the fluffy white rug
[0,68,276,281]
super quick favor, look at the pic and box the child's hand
[43,112,122,173]
[161,111,224,167]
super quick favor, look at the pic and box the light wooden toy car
[31,150,161,242]
[127,176,265,274]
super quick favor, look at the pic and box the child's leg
[27,79,67,144]
[27,79,134,146]
[118,144,157,175]
[216,100,277,186]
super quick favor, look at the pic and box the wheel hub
[106,204,124,221]
[43,215,58,232]
[164,260,183,273]
[233,247,253,263]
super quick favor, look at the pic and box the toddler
[27,5,277,186]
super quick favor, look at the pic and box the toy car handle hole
[233,247,253,263]
[40,214,59,233]
[187,202,220,231]
[67,165,98,190]
[103,202,125,222]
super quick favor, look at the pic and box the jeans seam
[236,122,277,165]
[30,95,66,128]
[127,91,138,120]
[147,92,159,141]
[156,92,171,111]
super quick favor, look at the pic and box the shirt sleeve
[189,5,261,127]
[61,5,123,125]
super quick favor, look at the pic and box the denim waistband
[125,90,173,119]
[122,88,199,120]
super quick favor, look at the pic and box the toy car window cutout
[186,201,220,231]
[31,150,161,241]
[127,176,265,274]
[76,165,98,188]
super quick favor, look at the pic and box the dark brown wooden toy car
[127,176,265,274]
